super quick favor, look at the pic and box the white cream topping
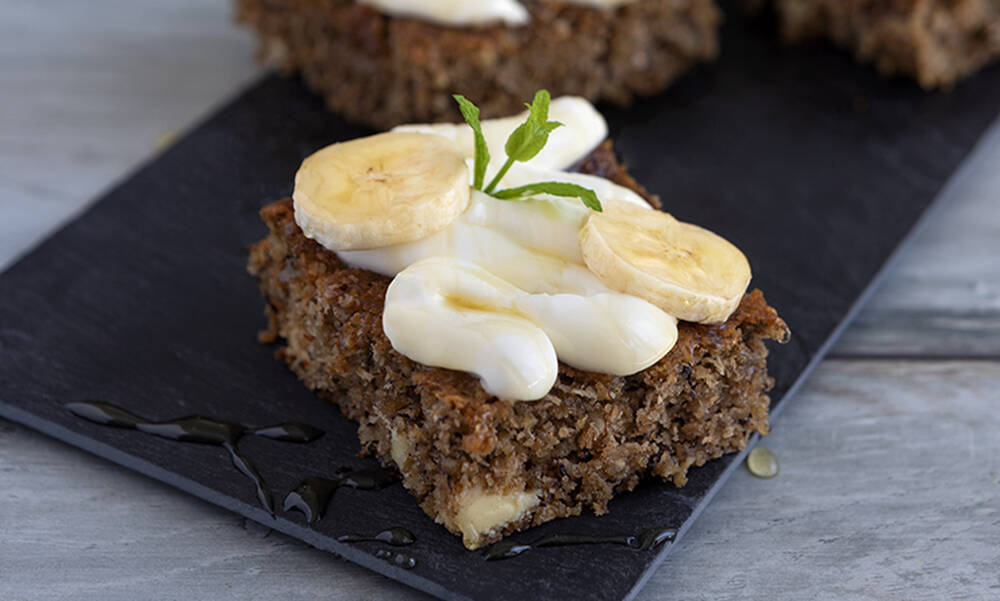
[382,256,677,400]
[566,0,637,8]
[394,96,608,178]
[308,98,681,402]
[358,0,529,27]
[340,175,646,280]
[344,185,679,401]
[359,0,638,26]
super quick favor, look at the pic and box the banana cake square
[248,140,789,549]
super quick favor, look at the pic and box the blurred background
[1,0,260,269]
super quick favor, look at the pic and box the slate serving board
[2,3,998,600]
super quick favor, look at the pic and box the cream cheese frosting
[293,96,749,402]
[358,0,529,27]
[393,96,608,177]
[342,186,680,401]
[338,103,680,401]
[358,0,639,27]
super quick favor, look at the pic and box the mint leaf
[504,90,562,163]
[493,182,603,212]
[484,89,563,194]
[452,88,601,213]
[503,119,562,164]
[525,89,551,125]
[452,94,490,190]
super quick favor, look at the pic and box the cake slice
[234,0,721,128]
[768,0,1000,88]
[248,94,788,548]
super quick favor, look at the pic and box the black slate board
[2,4,998,600]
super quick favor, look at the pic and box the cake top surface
[291,91,751,400]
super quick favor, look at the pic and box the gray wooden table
[2,1,998,599]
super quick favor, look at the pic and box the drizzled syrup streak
[281,467,398,522]
[483,526,676,560]
[65,400,323,514]
[338,527,416,546]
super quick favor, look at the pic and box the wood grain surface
[1,1,998,600]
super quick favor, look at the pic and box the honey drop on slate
[747,446,778,478]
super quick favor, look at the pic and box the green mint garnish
[493,182,602,212]
[485,90,563,193]
[452,90,602,212]
[452,94,490,191]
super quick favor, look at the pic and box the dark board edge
[771,112,1000,413]
[622,432,758,601]
[622,113,1000,601]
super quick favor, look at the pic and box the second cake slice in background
[766,0,1000,88]
[235,0,721,127]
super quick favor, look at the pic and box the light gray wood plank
[0,0,262,270]
[645,359,1000,601]
[0,419,430,601]
[2,360,998,600]
[831,119,1000,357]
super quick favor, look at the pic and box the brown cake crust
[770,0,1000,88]
[234,0,721,128]
[248,144,788,548]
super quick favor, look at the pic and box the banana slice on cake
[293,132,470,251]
[580,204,751,324]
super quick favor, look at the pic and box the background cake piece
[770,0,1000,88]
[235,0,721,128]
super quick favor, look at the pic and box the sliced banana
[293,132,470,251]
[580,204,751,324]
[393,96,607,175]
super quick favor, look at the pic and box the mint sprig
[453,90,602,212]
[452,94,489,191]
[493,182,602,212]
[485,90,563,193]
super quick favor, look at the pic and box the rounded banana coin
[580,204,751,324]
[293,132,470,251]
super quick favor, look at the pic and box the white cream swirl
[345,189,679,400]
[359,0,639,27]
[383,257,677,400]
